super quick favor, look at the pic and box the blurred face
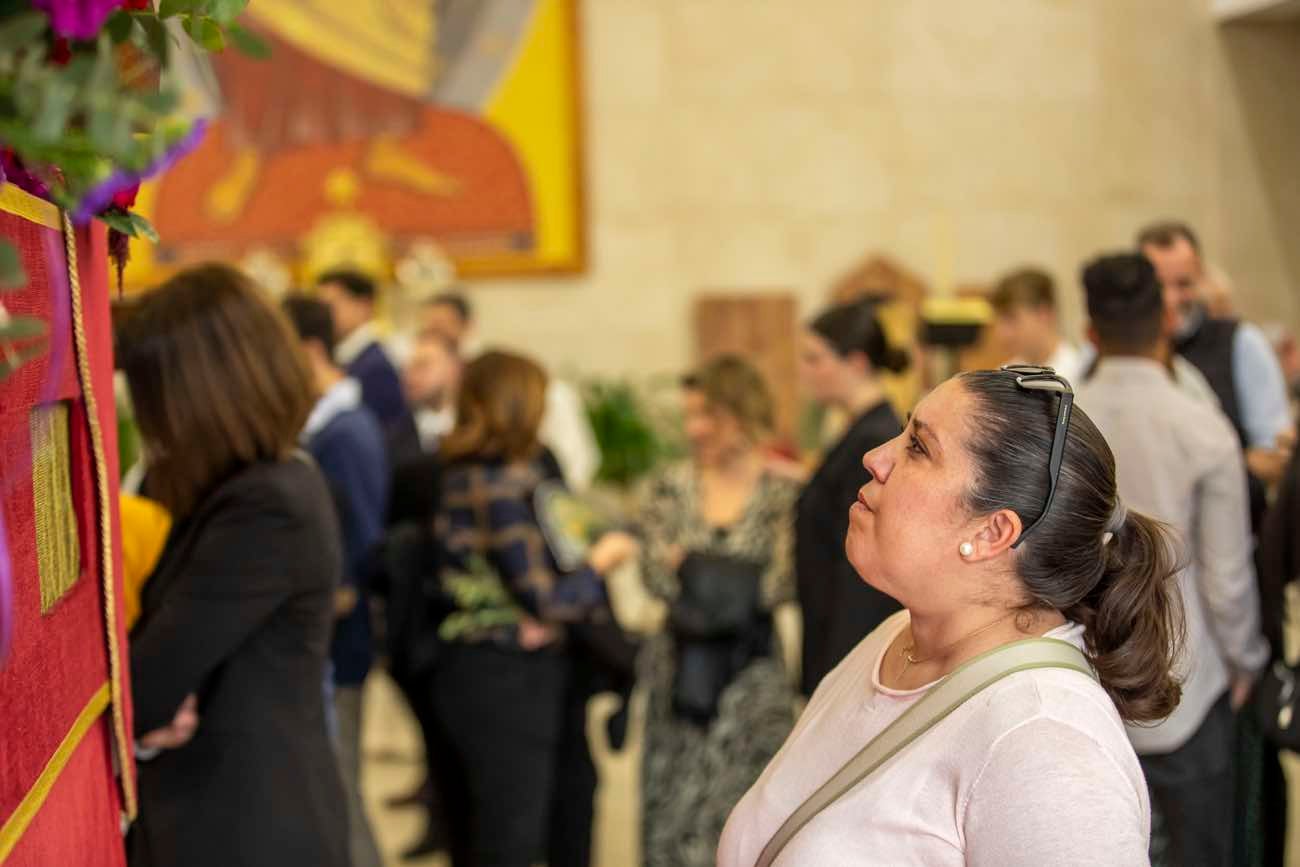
[424,302,469,346]
[403,334,460,407]
[1142,238,1203,337]
[316,281,371,341]
[993,305,1054,364]
[798,330,864,406]
[848,378,983,613]
[682,388,747,465]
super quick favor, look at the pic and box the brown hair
[1136,220,1200,254]
[441,350,548,462]
[681,355,775,438]
[990,267,1057,315]
[116,264,314,518]
[959,370,1184,723]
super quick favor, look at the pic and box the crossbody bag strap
[753,637,1095,867]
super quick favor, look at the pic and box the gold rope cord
[62,214,137,819]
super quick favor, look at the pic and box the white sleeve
[1195,427,1270,674]
[963,718,1149,867]
[539,379,602,493]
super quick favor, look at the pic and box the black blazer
[796,402,903,696]
[128,458,349,867]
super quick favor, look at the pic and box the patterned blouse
[638,462,798,610]
[436,457,610,646]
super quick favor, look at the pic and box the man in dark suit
[317,268,421,463]
[284,295,389,867]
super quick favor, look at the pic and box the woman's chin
[844,531,877,580]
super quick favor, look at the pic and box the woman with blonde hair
[639,355,800,867]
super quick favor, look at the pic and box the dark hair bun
[880,346,910,374]
[809,300,908,375]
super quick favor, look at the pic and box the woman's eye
[907,435,925,456]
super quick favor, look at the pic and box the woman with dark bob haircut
[720,368,1183,866]
[118,264,348,867]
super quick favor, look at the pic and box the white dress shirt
[1077,357,1269,754]
[540,379,600,492]
[1043,339,1086,385]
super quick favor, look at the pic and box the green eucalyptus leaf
[98,210,136,236]
[158,0,199,18]
[106,10,136,43]
[86,105,118,152]
[32,80,73,142]
[0,12,48,53]
[137,14,170,65]
[188,16,224,51]
[60,53,97,87]
[0,241,26,290]
[207,0,248,25]
[129,212,159,243]
[226,22,269,58]
[135,87,180,115]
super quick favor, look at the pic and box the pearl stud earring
[959,542,974,558]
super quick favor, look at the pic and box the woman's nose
[862,441,893,483]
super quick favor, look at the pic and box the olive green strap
[754,637,1095,867]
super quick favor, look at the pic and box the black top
[1257,449,1300,651]
[1176,316,1270,530]
[795,402,903,696]
[128,458,348,867]
[1176,316,1246,446]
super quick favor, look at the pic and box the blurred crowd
[112,217,1299,867]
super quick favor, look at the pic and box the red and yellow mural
[127,0,583,287]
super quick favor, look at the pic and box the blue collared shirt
[1232,322,1292,447]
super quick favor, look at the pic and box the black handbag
[669,552,768,725]
[1253,659,1300,750]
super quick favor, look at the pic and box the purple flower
[0,149,50,200]
[69,118,208,224]
[31,0,124,40]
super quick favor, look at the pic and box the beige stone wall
[466,0,1300,378]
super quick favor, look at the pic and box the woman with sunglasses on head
[718,367,1183,867]
[795,300,907,697]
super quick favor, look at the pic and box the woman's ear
[845,350,871,377]
[963,509,1023,561]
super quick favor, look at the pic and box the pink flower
[111,183,139,209]
[31,0,124,40]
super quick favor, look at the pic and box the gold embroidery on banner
[30,402,82,613]
[0,683,110,861]
[0,182,60,230]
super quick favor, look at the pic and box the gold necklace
[900,612,1018,676]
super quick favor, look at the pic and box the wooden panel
[693,293,799,445]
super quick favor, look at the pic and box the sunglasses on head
[999,365,1074,547]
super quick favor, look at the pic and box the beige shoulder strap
[753,637,1095,867]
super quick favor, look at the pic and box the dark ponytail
[809,300,909,374]
[960,371,1185,724]
[1064,510,1184,723]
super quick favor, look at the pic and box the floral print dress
[637,463,799,867]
